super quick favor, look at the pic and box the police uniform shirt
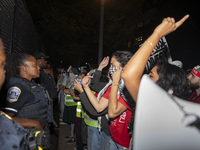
[38,69,55,89]
[35,69,57,99]
[4,80,35,115]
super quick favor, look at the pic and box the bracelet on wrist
[146,40,157,54]
[112,83,119,86]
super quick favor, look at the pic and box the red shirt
[188,91,200,104]
[102,85,132,148]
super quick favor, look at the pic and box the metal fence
[0,0,40,55]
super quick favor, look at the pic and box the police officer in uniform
[33,52,58,127]
[0,39,28,150]
[33,52,57,101]
[2,53,51,129]
[0,52,52,150]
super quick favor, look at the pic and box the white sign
[133,75,200,150]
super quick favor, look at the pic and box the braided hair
[5,53,33,83]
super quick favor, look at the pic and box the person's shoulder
[7,77,26,88]
[6,78,30,97]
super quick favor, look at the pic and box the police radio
[25,128,51,150]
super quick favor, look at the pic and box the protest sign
[133,75,200,150]
[139,37,172,73]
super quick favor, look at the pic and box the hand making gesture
[154,15,189,39]
[122,15,189,101]
[98,56,110,71]
[82,73,93,88]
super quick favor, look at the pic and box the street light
[98,0,105,64]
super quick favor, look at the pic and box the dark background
[24,0,200,70]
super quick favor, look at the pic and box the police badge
[7,86,21,103]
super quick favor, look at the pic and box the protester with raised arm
[82,51,133,149]
[121,15,190,101]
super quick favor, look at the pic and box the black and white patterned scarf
[97,67,131,130]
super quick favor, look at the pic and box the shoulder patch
[7,86,21,103]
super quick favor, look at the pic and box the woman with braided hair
[2,53,50,129]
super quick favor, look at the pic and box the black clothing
[62,105,76,124]
[90,70,107,92]
[35,69,57,100]
[80,69,110,136]
[80,69,108,117]
[3,77,50,128]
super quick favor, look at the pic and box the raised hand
[154,15,189,39]
[82,73,93,87]
[98,56,110,71]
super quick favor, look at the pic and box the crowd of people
[1,14,200,150]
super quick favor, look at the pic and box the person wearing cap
[34,52,57,100]
[187,65,200,103]
[34,52,59,129]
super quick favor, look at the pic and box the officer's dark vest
[7,77,50,128]
[0,111,28,150]
[39,70,57,99]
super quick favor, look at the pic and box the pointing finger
[175,14,189,29]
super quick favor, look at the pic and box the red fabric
[192,68,200,78]
[188,91,200,104]
[94,92,98,97]
[102,85,132,148]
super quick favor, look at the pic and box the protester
[187,65,200,103]
[121,15,190,148]
[82,51,133,149]
[63,67,79,144]
[121,15,190,101]
[72,72,87,150]
[74,57,110,150]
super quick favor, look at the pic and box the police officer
[2,53,50,129]
[33,52,59,128]
[33,52,57,101]
[0,38,28,150]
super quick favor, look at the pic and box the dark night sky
[26,0,200,70]
[160,6,200,71]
